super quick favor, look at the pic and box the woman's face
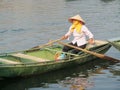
[72,20,80,25]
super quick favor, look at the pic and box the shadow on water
[65,0,78,2]
[0,59,117,90]
[100,0,115,3]
[65,0,116,3]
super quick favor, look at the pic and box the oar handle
[33,38,62,49]
[26,38,63,52]
[58,41,120,63]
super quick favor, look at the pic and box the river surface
[0,0,120,90]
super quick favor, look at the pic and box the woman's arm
[61,26,73,40]
[82,25,95,44]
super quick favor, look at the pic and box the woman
[59,14,94,59]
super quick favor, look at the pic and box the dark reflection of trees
[65,0,79,2]
[0,59,114,90]
[109,63,120,76]
[101,0,115,3]
[110,70,120,76]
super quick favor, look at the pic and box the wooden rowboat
[0,40,111,78]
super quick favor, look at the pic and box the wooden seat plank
[0,58,21,64]
[11,53,49,62]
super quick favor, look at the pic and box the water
[0,0,120,90]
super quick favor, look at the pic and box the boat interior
[0,40,109,65]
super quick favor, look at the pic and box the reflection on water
[65,0,78,2]
[109,63,120,76]
[59,77,94,90]
[101,0,115,3]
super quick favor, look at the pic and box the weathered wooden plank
[0,58,21,64]
[11,53,49,62]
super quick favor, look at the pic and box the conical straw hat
[68,14,85,24]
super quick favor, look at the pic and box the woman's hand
[88,38,95,44]
[61,35,69,40]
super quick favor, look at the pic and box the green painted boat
[0,40,111,78]
[109,39,120,51]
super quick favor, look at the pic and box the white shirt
[65,25,94,46]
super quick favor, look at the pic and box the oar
[58,41,120,63]
[26,38,62,52]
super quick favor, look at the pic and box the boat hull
[110,41,120,51]
[108,38,120,51]
[0,42,111,78]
